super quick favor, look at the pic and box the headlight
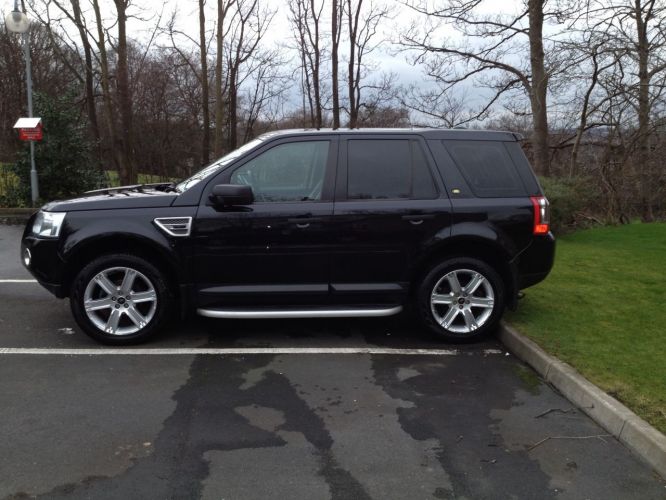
[32,211,67,238]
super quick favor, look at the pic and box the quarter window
[443,140,526,197]
[347,139,437,200]
[230,141,330,202]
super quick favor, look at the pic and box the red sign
[18,124,43,141]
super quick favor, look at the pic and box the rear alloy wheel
[71,254,171,344]
[417,258,505,341]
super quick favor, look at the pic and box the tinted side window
[230,141,329,202]
[443,140,526,197]
[347,139,437,200]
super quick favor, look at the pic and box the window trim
[337,136,442,202]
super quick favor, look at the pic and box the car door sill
[196,305,403,319]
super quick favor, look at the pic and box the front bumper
[21,235,67,298]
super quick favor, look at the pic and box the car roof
[256,128,521,142]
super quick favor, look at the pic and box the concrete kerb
[499,323,666,480]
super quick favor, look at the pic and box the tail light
[530,196,550,235]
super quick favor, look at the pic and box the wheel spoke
[130,290,156,304]
[105,308,122,334]
[84,297,114,312]
[440,307,460,328]
[120,269,138,294]
[462,308,478,331]
[446,273,463,294]
[431,293,455,305]
[464,273,485,294]
[95,273,117,295]
[469,296,494,308]
[125,306,147,328]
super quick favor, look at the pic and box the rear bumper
[515,232,556,289]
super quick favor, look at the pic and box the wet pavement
[1,224,664,499]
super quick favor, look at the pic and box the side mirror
[209,184,254,206]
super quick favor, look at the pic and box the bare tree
[569,0,666,220]
[332,0,342,128]
[114,0,135,184]
[401,0,570,175]
[91,0,122,177]
[44,0,101,158]
[225,0,274,149]
[346,0,390,128]
[289,0,325,128]
[199,0,211,164]
[214,0,234,156]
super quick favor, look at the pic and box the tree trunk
[71,0,100,162]
[199,0,210,165]
[311,0,322,128]
[115,0,134,185]
[214,0,226,156]
[527,0,550,177]
[92,0,121,180]
[570,50,599,177]
[228,66,238,150]
[635,0,654,221]
[332,0,340,129]
[347,0,361,128]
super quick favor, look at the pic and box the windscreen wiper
[84,182,177,196]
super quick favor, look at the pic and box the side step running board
[197,305,403,319]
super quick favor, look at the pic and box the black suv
[21,129,554,344]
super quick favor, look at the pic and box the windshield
[175,138,265,192]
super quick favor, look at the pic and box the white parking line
[0,279,37,283]
[0,347,466,356]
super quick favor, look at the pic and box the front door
[193,137,337,308]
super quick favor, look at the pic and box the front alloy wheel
[71,254,171,344]
[83,267,157,335]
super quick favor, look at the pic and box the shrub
[10,92,103,205]
[539,176,601,233]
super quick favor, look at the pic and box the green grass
[506,223,666,434]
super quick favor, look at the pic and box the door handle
[401,214,435,225]
[288,217,323,228]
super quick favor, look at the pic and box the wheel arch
[61,234,182,299]
[410,236,518,308]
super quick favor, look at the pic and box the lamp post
[5,0,38,206]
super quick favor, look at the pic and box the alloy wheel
[83,266,157,335]
[430,268,495,334]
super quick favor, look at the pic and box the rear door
[330,135,452,304]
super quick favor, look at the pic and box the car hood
[43,188,179,212]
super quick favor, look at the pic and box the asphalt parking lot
[0,223,665,499]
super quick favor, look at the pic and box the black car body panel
[21,128,555,332]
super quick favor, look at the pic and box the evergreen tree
[12,92,103,205]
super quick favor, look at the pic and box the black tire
[415,257,506,342]
[70,253,173,345]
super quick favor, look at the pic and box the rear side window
[347,139,437,200]
[443,140,526,197]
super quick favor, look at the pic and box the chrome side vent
[154,217,192,237]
